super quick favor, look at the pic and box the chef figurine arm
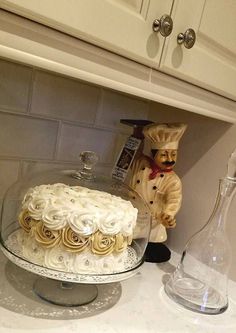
[159,176,182,228]
[160,213,176,228]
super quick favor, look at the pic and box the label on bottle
[112,136,141,182]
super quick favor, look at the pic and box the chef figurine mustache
[129,123,187,263]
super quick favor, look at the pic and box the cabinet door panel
[160,0,236,101]
[0,0,173,67]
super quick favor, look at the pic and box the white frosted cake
[14,183,138,274]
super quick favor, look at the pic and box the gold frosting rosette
[114,233,128,253]
[33,221,62,248]
[62,226,90,253]
[18,209,37,233]
[91,231,116,255]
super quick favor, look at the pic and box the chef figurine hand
[160,213,176,228]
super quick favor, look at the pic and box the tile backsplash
[2,57,236,282]
[30,70,100,124]
[0,57,149,200]
[0,59,32,113]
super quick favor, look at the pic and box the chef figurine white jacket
[130,123,187,262]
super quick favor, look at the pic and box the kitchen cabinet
[0,0,173,68]
[0,0,236,101]
[160,0,236,101]
[0,3,235,123]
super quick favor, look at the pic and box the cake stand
[0,228,144,307]
[0,152,151,307]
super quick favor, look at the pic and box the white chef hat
[143,123,187,150]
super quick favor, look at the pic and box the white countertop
[0,250,236,333]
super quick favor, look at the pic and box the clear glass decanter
[165,149,236,314]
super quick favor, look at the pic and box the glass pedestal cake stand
[0,228,143,307]
[0,152,151,307]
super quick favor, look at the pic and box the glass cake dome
[0,151,151,306]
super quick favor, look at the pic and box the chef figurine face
[153,149,178,171]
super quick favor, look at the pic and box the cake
[14,183,138,274]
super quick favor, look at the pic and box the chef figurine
[130,123,187,262]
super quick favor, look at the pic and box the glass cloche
[0,151,151,306]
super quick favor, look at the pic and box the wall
[1,57,236,282]
[0,57,149,202]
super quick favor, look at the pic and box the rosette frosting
[68,210,99,235]
[18,209,37,233]
[20,183,138,237]
[22,236,45,265]
[9,229,133,274]
[44,246,74,271]
[91,231,116,255]
[42,206,70,230]
[33,221,62,248]
[62,227,90,252]
[17,183,138,271]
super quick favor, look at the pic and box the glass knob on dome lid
[74,151,99,180]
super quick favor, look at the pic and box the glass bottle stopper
[226,148,236,180]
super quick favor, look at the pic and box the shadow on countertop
[1,257,122,320]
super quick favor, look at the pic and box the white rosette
[26,188,56,220]
[72,186,93,199]
[22,235,45,265]
[95,255,116,274]
[5,229,26,255]
[27,197,48,220]
[93,192,112,201]
[113,250,128,271]
[81,198,107,210]
[16,228,28,246]
[98,211,121,235]
[71,197,89,209]
[73,251,97,273]
[73,251,127,274]
[22,187,35,210]
[121,220,134,236]
[121,207,138,236]
[44,246,74,272]
[42,206,70,230]
[20,183,138,256]
[68,209,99,236]
[53,184,77,198]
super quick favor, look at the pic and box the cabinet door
[160,0,236,101]
[0,0,173,67]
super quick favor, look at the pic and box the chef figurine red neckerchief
[130,123,187,255]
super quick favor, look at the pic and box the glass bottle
[165,149,236,314]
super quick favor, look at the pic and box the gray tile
[95,90,149,132]
[31,71,100,123]
[21,160,112,178]
[0,58,32,113]
[57,123,117,164]
[0,160,20,198]
[21,160,80,178]
[0,112,58,159]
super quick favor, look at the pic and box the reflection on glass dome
[0,152,151,283]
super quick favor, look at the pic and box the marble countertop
[0,250,236,333]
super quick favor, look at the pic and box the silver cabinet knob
[152,14,173,37]
[177,28,196,49]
